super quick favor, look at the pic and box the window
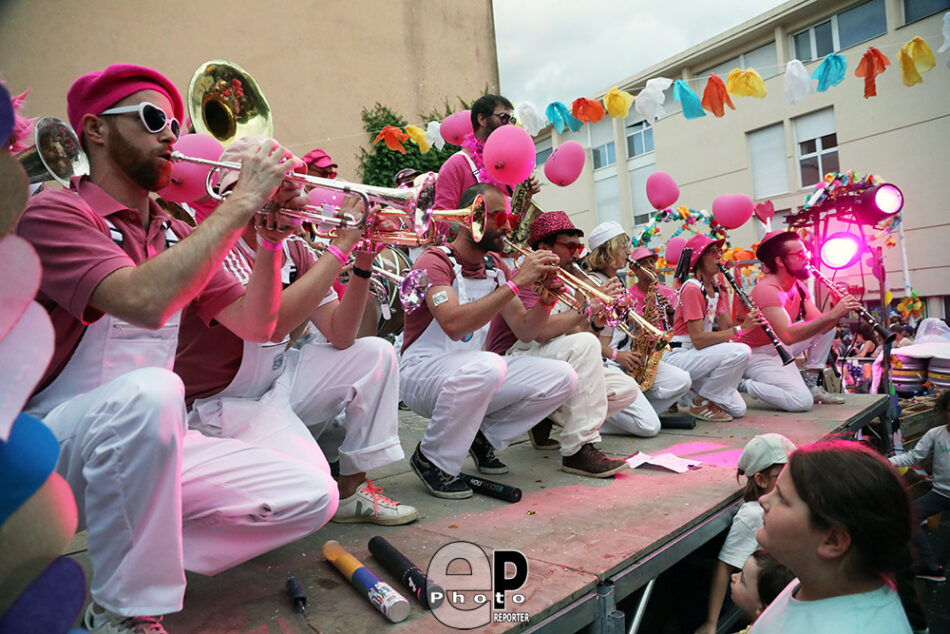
[699,41,780,82]
[535,138,553,166]
[791,0,886,61]
[594,174,622,224]
[625,120,654,158]
[904,0,950,23]
[794,109,839,188]
[748,123,790,199]
[628,165,656,226]
[590,120,615,170]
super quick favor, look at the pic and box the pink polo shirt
[175,235,332,405]
[626,282,676,315]
[671,280,730,336]
[17,176,245,393]
[737,275,808,348]
[484,268,540,355]
[434,151,478,211]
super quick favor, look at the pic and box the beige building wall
[531,0,950,316]
[0,0,499,180]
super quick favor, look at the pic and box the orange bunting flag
[726,68,767,98]
[571,97,606,124]
[701,73,735,117]
[854,47,891,98]
[372,125,409,154]
[898,36,936,86]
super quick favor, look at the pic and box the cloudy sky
[493,0,788,109]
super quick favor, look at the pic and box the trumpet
[805,264,895,344]
[718,264,795,365]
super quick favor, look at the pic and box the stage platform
[66,393,888,633]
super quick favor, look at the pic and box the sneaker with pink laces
[688,396,733,422]
[331,480,419,526]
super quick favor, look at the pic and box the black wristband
[351,267,372,279]
[590,321,605,333]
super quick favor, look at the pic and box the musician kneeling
[399,184,578,498]
[735,231,860,410]
[485,213,638,472]
[665,235,761,422]
[175,136,417,526]
[584,222,692,436]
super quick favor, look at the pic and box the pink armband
[326,244,349,266]
[257,235,283,252]
[505,280,520,296]
[610,349,618,361]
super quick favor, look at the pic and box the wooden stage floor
[67,393,887,633]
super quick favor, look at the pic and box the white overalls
[741,281,833,412]
[26,225,335,617]
[190,236,403,477]
[663,278,750,418]
[399,247,577,475]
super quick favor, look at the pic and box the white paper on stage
[625,451,702,473]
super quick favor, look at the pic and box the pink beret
[301,148,337,168]
[67,64,183,142]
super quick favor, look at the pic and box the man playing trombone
[175,136,418,526]
[400,183,578,499]
[486,212,638,476]
[735,230,860,409]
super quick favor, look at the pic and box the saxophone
[626,262,668,391]
[505,180,544,255]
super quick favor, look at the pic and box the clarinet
[718,264,795,366]
[805,264,896,344]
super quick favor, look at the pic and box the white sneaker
[331,480,419,526]
[84,604,167,634]
[811,384,845,404]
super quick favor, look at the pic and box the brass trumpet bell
[16,118,89,186]
[187,60,273,146]
[426,195,487,242]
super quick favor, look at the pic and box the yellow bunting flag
[726,68,767,98]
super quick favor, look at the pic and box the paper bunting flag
[700,73,734,117]
[635,77,673,121]
[404,125,429,153]
[941,12,949,66]
[898,36,936,86]
[784,60,813,105]
[726,68,767,98]
[811,53,847,92]
[425,120,445,150]
[571,97,606,124]
[673,80,706,119]
[516,102,545,136]
[545,101,583,133]
[372,125,408,154]
[854,47,890,98]
[603,86,635,118]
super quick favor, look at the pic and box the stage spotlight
[854,184,903,225]
[820,231,863,269]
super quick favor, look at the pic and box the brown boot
[528,417,560,450]
[560,443,629,478]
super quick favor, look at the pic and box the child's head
[737,433,797,502]
[730,550,795,620]
[936,390,950,427]
[758,440,911,580]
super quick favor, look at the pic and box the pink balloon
[754,200,775,224]
[482,125,536,187]
[157,134,223,203]
[440,110,473,146]
[712,193,755,230]
[646,171,680,210]
[544,140,585,186]
[665,236,687,265]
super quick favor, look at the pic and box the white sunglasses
[99,102,180,138]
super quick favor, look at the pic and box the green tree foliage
[356,101,469,187]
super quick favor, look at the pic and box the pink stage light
[874,184,903,215]
[820,231,863,269]
[854,183,903,225]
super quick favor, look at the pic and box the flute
[804,264,896,344]
[718,264,795,365]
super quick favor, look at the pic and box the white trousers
[602,361,691,437]
[283,337,404,476]
[400,351,576,474]
[665,342,750,417]
[743,328,835,412]
[509,333,639,455]
[43,368,335,617]
[601,367,659,437]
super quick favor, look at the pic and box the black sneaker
[469,432,509,474]
[528,418,560,451]
[915,566,946,582]
[410,445,472,499]
[561,443,629,478]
